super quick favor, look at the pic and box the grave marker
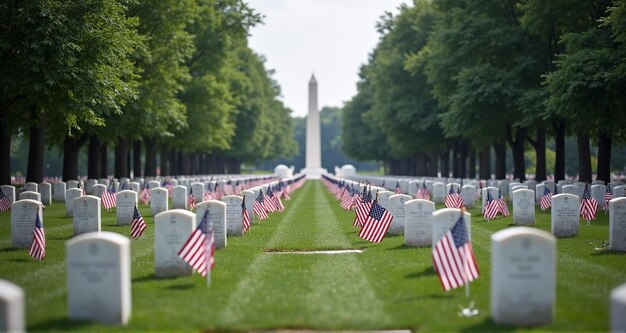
[53,182,66,202]
[154,210,195,278]
[512,189,535,225]
[609,197,626,251]
[116,190,137,226]
[0,279,24,332]
[11,199,43,249]
[196,201,227,248]
[404,199,435,247]
[73,196,101,235]
[222,195,244,236]
[432,208,471,249]
[39,182,52,205]
[65,188,83,217]
[389,194,412,235]
[150,187,168,216]
[551,194,580,238]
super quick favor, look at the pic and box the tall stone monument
[301,74,327,179]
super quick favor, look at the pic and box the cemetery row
[0,174,306,330]
[321,174,626,330]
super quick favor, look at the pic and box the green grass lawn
[0,180,624,331]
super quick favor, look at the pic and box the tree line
[0,0,298,184]
[342,0,625,182]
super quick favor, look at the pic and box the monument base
[301,168,328,180]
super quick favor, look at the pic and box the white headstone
[116,190,137,226]
[535,183,545,205]
[524,180,538,192]
[0,185,15,204]
[196,201,227,248]
[561,185,577,196]
[53,182,66,202]
[432,182,445,203]
[408,180,419,198]
[461,185,476,209]
[389,194,412,235]
[590,184,606,210]
[99,178,110,187]
[24,182,37,192]
[222,195,244,236]
[432,208,471,249]
[11,199,43,249]
[404,199,435,247]
[609,197,626,252]
[128,182,140,193]
[85,179,97,195]
[92,184,106,199]
[65,188,83,217]
[0,279,25,332]
[377,190,393,211]
[73,195,102,236]
[66,232,131,325]
[18,191,40,202]
[150,187,168,216]
[482,187,500,212]
[611,283,626,331]
[67,180,79,189]
[614,185,626,199]
[148,180,160,190]
[491,227,555,325]
[39,182,52,205]
[242,190,255,224]
[154,210,195,278]
[551,193,580,238]
[172,185,188,210]
[191,182,205,203]
[512,189,535,226]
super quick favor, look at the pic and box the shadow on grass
[591,250,625,256]
[9,258,32,263]
[395,293,453,303]
[0,247,20,253]
[390,243,411,251]
[29,317,91,331]
[460,317,513,332]
[404,267,436,279]
[132,273,157,283]
[166,283,195,290]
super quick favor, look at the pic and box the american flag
[358,201,393,243]
[432,214,479,291]
[580,184,598,221]
[102,185,117,210]
[416,181,430,200]
[498,188,509,217]
[0,188,11,212]
[29,213,45,260]
[264,187,278,213]
[604,185,612,212]
[253,191,269,220]
[139,184,151,205]
[178,210,215,277]
[444,185,463,209]
[483,190,499,220]
[130,205,147,239]
[394,181,401,194]
[354,188,372,227]
[539,186,552,211]
[188,188,196,210]
[242,197,251,232]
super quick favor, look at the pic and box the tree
[1,0,139,183]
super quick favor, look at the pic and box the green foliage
[0,0,140,135]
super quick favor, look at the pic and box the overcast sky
[246,0,408,118]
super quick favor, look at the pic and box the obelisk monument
[302,74,326,178]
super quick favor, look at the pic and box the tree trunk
[576,128,592,183]
[26,106,44,183]
[62,135,84,181]
[597,128,612,183]
[429,152,439,177]
[114,139,129,179]
[534,126,547,181]
[479,145,491,180]
[457,141,468,179]
[0,120,11,184]
[88,136,100,179]
[190,153,197,175]
[99,142,108,178]
[133,140,142,178]
[169,149,178,176]
[494,142,506,180]
[507,127,527,182]
[144,138,157,177]
[468,147,476,179]
[552,121,566,181]
[180,152,190,175]
[160,143,169,176]
[440,147,450,178]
